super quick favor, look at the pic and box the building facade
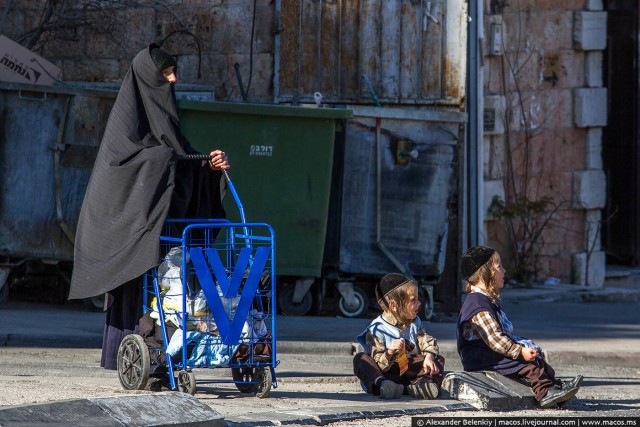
[2,0,633,295]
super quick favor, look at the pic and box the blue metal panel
[0,85,112,261]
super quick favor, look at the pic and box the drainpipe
[274,0,281,103]
[466,0,483,249]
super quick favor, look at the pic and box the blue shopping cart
[117,168,278,397]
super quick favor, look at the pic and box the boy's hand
[520,346,538,362]
[422,353,440,376]
[386,339,405,357]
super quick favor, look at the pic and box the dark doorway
[603,1,640,265]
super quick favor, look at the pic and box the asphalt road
[1,285,639,426]
[1,329,639,423]
[0,346,639,426]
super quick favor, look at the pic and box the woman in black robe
[69,44,229,369]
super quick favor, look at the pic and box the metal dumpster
[179,101,463,319]
[0,82,213,308]
[324,106,465,318]
[1,82,461,320]
[0,82,116,307]
[179,100,351,278]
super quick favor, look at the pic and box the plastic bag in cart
[157,247,190,312]
[152,289,211,330]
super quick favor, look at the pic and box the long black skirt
[100,278,142,370]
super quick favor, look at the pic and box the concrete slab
[441,371,538,410]
[224,400,475,427]
[0,398,119,427]
[0,392,225,427]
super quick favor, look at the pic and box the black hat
[460,246,496,280]
[150,45,177,72]
[375,273,413,305]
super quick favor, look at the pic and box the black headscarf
[69,44,224,300]
[150,45,177,72]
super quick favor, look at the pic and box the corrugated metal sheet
[0,84,114,261]
[332,106,464,277]
[0,82,211,263]
[277,0,467,105]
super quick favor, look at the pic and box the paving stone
[0,392,225,427]
[441,371,538,410]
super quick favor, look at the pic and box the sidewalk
[2,283,638,351]
[277,283,640,367]
[1,284,639,426]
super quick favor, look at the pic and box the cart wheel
[337,286,368,318]
[176,370,197,395]
[231,366,272,398]
[232,367,258,393]
[117,334,150,390]
[277,285,312,316]
[255,367,272,398]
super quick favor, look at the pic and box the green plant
[484,3,571,284]
[488,194,561,283]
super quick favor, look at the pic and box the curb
[0,333,102,348]
[224,401,475,426]
[501,285,640,304]
[545,350,640,368]
[276,340,356,355]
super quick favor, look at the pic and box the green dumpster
[178,100,352,277]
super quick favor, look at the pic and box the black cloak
[69,44,225,301]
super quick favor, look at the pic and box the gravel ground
[1,348,639,426]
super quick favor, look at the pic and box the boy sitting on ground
[353,273,445,399]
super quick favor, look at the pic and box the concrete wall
[482,1,606,286]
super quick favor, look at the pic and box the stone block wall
[482,1,607,287]
[3,0,609,287]
[1,0,275,103]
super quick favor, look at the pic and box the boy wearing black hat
[457,246,583,408]
[353,273,446,399]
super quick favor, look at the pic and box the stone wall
[1,0,275,103]
[482,0,607,286]
[2,0,606,286]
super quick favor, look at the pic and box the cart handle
[177,153,211,161]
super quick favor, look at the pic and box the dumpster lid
[178,100,353,120]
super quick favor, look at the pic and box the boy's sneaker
[379,380,404,399]
[539,386,580,409]
[407,377,440,399]
[556,375,583,408]
[560,375,583,390]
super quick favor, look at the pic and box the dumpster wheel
[0,269,9,306]
[277,285,312,316]
[83,293,108,312]
[0,282,7,306]
[419,284,435,321]
[232,366,272,398]
[117,334,150,390]
[336,286,368,318]
[176,370,196,395]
